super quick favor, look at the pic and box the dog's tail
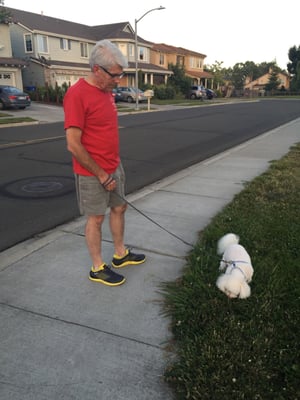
[217,233,239,255]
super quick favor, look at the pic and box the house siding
[0,24,12,57]
[0,23,26,88]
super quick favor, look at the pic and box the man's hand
[101,174,116,191]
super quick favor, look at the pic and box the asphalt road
[1,99,300,251]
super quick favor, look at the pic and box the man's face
[94,64,124,91]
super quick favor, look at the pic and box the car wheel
[190,94,196,100]
[127,96,133,103]
[0,101,5,110]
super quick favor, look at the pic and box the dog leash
[116,192,194,248]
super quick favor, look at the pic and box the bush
[154,85,176,100]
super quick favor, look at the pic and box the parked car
[206,88,217,100]
[116,87,147,103]
[112,88,122,103]
[188,85,207,100]
[0,85,31,110]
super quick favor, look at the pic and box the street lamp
[134,6,165,110]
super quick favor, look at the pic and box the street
[1,99,300,251]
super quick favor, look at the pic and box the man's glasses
[97,65,125,79]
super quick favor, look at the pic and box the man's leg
[109,204,127,257]
[85,214,105,270]
[110,204,146,268]
[86,213,125,286]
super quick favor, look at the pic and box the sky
[4,0,300,70]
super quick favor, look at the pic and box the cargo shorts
[75,163,126,216]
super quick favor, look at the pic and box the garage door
[0,71,15,86]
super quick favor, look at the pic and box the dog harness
[221,259,251,282]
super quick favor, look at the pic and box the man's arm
[66,127,115,189]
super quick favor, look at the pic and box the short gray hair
[89,39,128,70]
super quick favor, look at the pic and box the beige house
[151,43,213,86]
[244,70,290,93]
[0,22,27,89]
[2,6,211,91]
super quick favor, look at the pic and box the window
[128,44,134,57]
[80,42,88,58]
[37,35,48,53]
[190,57,202,69]
[159,53,164,65]
[60,38,71,50]
[177,55,184,66]
[138,47,144,61]
[24,34,33,52]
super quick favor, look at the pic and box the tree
[0,0,11,24]
[287,45,300,91]
[227,63,248,90]
[167,63,191,95]
[204,61,225,88]
[264,70,281,92]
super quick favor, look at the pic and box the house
[0,21,27,89]
[1,6,211,91]
[2,6,174,89]
[244,69,290,94]
[151,43,213,87]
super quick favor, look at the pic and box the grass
[162,143,300,400]
[0,111,36,124]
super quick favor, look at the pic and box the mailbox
[144,89,154,98]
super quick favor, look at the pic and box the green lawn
[0,112,36,124]
[162,143,300,400]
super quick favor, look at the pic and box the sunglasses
[97,65,125,79]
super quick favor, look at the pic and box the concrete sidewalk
[0,118,299,400]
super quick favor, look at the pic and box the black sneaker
[112,249,146,268]
[89,265,125,286]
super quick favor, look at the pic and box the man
[64,40,145,286]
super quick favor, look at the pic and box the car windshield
[5,87,21,94]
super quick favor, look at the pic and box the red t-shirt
[63,78,120,175]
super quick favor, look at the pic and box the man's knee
[87,214,105,228]
[111,203,127,215]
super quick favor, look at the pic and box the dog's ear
[219,260,226,270]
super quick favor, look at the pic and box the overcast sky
[5,0,300,70]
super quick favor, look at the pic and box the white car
[116,87,147,103]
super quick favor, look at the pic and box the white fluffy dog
[216,233,254,299]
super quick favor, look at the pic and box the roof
[0,57,27,67]
[4,7,149,44]
[30,57,171,75]
[152,43,206,58]
[186,70,213,79]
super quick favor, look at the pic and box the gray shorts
[75,163,126,216]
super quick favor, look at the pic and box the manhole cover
[22,181,64,193]
[0,176,75,199]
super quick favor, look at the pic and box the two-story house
[2,6,210,91]
[151,43,212,87]
[3,7,173,89]
[0,20,27,89]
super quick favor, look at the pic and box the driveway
[3,102,65,124]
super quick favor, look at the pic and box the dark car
[206,88,217,100]
[0,85,31,110]
[112,88,122,103]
